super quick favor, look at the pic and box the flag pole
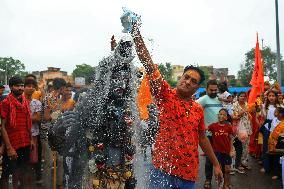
[275,0,281,85]
[53,151,57,189]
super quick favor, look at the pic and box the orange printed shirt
[152,80,205,181]
[61,99,75,112]
[269,121,284,151]
[32,90,42,101]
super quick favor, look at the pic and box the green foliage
[168,80,178,87]
[199,67,211,87]
[158,62,177,87]
[0,57,26,84]
[158,62,173,81]
[236,82,243,87]
[228,78,237,87]
[72,63,96,84]
[238,46,280,86]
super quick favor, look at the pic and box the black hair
[237,91,247,99]
[47,84,53,90]
[219,108,232,123]
[206,79,218,89]
[247,89,251,98]
[218,81,228,93]
[66,82,72,88]
[24,78,37,88]
[200,91,206,97]
[25,74,36,80]
[277,107,284,117]
[53,78,66,90]
[9,76,24,87]
[183,65,205,84]
[265,90,279,110]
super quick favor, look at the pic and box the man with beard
[196,79,223,189]
[0,76,34,189]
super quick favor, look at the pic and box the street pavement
[197,153,282,189]
[3,147,282,189]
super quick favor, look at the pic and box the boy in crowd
[25,74,44,101]
[24,78,43,184]
[61,82,75,112]
[208,109,235,189]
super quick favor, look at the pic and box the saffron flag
[137,75,153,120]
[248,33,264,104]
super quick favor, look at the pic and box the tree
[158,62,173,81]
[158,62,177,87]
[237,46,281,86]
[167,80,178,87]
[0,57,26,84]
[198,66,212,87]
[72,63,96,84]
[228,78,237,87]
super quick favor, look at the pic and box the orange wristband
[149,69,161,80]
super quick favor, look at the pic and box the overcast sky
[0,0,283,76]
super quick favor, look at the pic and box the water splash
[48,34,157,189]
[47,7,163,189]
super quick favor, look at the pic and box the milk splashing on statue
[47,8,159,189]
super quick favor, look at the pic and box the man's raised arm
[131,26,162,96]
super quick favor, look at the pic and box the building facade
[171,65,184,81]
[32,67,73,85]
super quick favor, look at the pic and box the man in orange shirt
[61,83,75,112]
[131,25,222,188]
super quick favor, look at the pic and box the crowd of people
[0,26,283,189]
[1,73,284,189]
[0,75,76,189]
[130,22,284,189]
[196,79,284,189]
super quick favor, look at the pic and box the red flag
[248,33,264,104]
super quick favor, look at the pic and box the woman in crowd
[232,92,252,173]
[278,93,284,107]
[260,90,280,173]
[249,103,264,159]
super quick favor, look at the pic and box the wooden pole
[53,151,57,189]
